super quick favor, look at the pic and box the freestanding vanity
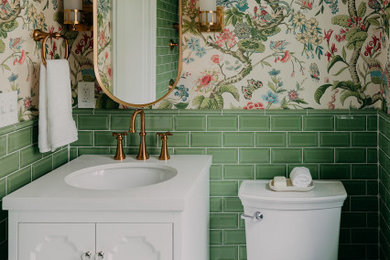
[3,155,211,260]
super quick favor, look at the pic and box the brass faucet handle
[157,132,173,138]
[112,132,127,160]
[157,132,173,160]
[113,132,128,138]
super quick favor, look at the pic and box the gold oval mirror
[93,0,182,108]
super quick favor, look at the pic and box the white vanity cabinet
[19,223,95,260]
[19,222,172,260]
[97,223,172,259]
[4,155,212,260]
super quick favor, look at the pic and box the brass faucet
[129,109,149,160]
[157,132,173,160]
[112,132,127,160]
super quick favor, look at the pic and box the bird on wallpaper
[363,56,386,85]
[263,0,290,8]
[0,0,21,19]
[242,79,263,100]
[309,63,320,82]
[262,0,281,6]
[296,0,314,10]
[258,6,273,24]
[1,0,10,15]
[368,0,381,11]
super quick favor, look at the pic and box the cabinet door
[96,223,172,260]
[18,223,95,260]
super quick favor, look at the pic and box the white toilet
[239,180,347,260]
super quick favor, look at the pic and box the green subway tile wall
[156,0,179,98]
[69,109,379,260]
[379,112,390,260]
[0,109,382,260]
[0,120,69,259]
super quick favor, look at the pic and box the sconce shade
[64,0,82,10]
[64,0,82,23]
[199,0,216,11]
[199,0,216,24]
[198,0,223,33]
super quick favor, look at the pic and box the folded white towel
[39,60,78,153]
[273,176,287,188]
[290,167,312,188]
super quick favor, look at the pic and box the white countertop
[3,155,212,211]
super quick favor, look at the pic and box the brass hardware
[69,23,92,32]
[169,40,178,51]
[64,3,93,31]
[169,79,175,88]
[93,0,183,108]
[198,6,224,32]
[33,29,69,66]
[113,132,127,160]
[130,109,149,160]
[64,9,81,26]
[157,132,173,160]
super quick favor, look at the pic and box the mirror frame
[93,0,183,108]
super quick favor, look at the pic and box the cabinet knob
[81,251,92,259]
[96,251,104,259]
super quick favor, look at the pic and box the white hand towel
[39,60,78,153]
[289,167,312,188]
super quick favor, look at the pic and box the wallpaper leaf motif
[315,0,388,108]
[0,0,95,122]
[158,0,390,110]
[1,0,390,123]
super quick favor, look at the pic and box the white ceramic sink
[65,163,177,190]
[3,155,212,211]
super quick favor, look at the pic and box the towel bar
[33,29,69,66]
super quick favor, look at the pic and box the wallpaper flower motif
[158,0,390,110]
[96,0,112,93]
[2,0,390,123]
[0,0,95,122]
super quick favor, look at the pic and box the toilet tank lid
[239,180,347,210]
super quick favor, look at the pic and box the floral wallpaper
[157,0,390,110]
[2,0,390,124]
[0,0,95,122]
[96,0,112,94]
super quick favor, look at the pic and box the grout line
[377,113,381,258]
[5,133,8,155]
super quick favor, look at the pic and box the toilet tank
[239,180,347,260]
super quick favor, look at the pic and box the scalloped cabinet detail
[18,223,172,260]
[3,155,212,260]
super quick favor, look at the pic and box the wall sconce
[64,0,92,31]
[198,0,224,32]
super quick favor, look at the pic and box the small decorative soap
[273,176,287,188]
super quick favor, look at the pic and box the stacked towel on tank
[290,167,312,187]
[39,60,78,153]
[273,176,287,188]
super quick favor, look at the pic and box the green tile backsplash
[0,109,382,260]
[155,0,179,98]
[303,116,334,131]
[0,120,69,259]
[69,109,379,260]
[379,112,390,259]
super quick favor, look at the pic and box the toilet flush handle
[241,211,264,221]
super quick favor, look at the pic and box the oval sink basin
[65,164,177,190]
